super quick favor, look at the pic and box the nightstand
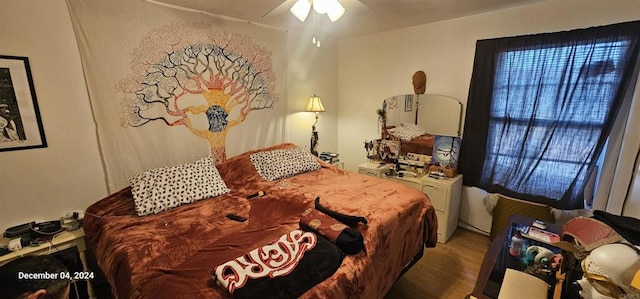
[358,162,393,177]
[0,228,95,298]
[331,161,345,169]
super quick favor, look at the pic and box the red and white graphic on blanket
[214,230,318,293]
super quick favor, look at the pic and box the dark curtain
[459,20,640,210]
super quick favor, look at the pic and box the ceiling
[151,0,545,39]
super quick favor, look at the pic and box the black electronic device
[31,220,63,235]
[247,191,267,199]
[3,220,64,239]
[226,214,247,222]
[3,221,35,238]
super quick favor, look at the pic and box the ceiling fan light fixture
[326,0,345,22]
[290,0,345,23]
[290,0,312,22]
[312,0,329,14]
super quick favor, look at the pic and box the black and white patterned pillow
[250,147,321,181]
[129,156,230,216]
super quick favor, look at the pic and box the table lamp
[305,95,325,156]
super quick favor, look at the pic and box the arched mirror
[369,94,462,178]
[383,94,462,137]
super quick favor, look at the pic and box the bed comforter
[84,143,437,298]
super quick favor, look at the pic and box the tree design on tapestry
[118,22,277,162]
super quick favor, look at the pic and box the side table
[0,228,95,298]
[331,160,345,169]
[469,215,579,299]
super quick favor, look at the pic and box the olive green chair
[489,194,555,241]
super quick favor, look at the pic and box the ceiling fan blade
[262,0,298,18]
[342,0,370,15]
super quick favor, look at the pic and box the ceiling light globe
[313,0,329,14]
[290,0,312,22]
[326,2,345,22]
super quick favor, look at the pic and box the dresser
[358,162,463,243]
[421,174,462,243]
[357,162,393,177]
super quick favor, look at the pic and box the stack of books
[320,152,340,163]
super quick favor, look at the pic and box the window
[459,21,640,209]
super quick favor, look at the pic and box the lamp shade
[325,0,345,22]
[305,95,325,112]
[290,0,312,22]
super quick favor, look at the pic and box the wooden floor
[386,228,491,299]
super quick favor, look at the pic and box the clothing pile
[559,211,640,299]
[211,197,366,299]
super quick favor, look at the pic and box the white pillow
[388,122,427,140]
[250,147,321,181]
[129,156,230,216]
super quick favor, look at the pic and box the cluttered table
[469,215,579,299]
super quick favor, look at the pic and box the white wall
[625,150,640,218]
[621,74,640,218]
[286,29,340,154]
[338,0,640,233]
[0,0,108,230]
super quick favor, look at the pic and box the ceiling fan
[262,0,370,22]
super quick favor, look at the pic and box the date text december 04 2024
[17,271,94,280]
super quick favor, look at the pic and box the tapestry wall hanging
[0,55,47,152]
[67,0,287,191]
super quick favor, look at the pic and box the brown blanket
[84,143,438,298]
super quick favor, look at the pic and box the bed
[84,143,438,298]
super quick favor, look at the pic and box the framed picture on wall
[0,55,47,152]
[404,94,413,112]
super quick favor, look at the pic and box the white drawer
[358,163,393,178]
[390,177,422,190]
[422,182,447,211]
[359,169,379,177]
[435,209,446,242]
